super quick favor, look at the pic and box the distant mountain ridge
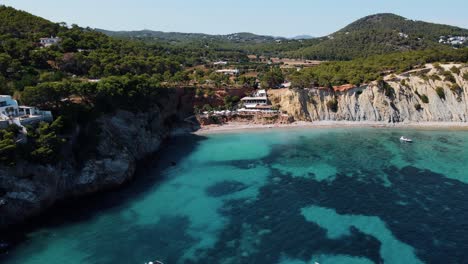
[96,29,285,43]
[2,5,468,61]
[289,13,468,59]
[289,35,315,40]
[98,13,468,60]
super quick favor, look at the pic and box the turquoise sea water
[1,128,468,264]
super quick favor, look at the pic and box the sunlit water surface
[2,128,468,264]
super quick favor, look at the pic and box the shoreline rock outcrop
[269,64,468,123]
[1,64,467,233]
[0,88,196,231]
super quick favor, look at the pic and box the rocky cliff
[269,64,468,122]
[0,88,196,231]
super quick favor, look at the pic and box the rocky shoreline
[0,88,198,234]
[1,63,467,248]
[268,64,468,123]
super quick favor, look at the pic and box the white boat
[400,136,413,143]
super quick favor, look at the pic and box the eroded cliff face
[0,88,196,230]
[269,64,468,122]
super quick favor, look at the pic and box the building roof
[241,96,267,101]
[216,69,239,73]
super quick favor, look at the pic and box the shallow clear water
[2,128,468,264]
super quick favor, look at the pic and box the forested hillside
[289,48,468,87]
[102,13,468,60]
[96,29,281,43]
[1,5,468,166]
[0,5,207,165]
[97,28,319,58]
[289,13,468,60]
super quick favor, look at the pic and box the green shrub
[435,87,446,100]
[463,73,468,81]
[433,63,444,73]
[223,95,240,110]
[380,81,395,97]
[414,103,422,111]
[450,84,463,93]
[450,84,463,102]
[419,74,429,81]
[206,89,215,97]
[28,117,66,164]
[0,130,17,166]
[202,104,213,112]
[417,92,429,104]
[195,88,203,97]
[326,98,338,112]
[429,75,441,81]
[209,115,220,123]
[450,66,461,75]
[443,71,456,83]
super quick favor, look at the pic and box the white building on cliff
[239,89,277,112]
[0,95,53,128]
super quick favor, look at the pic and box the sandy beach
[193,121,468,134]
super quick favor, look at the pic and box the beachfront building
[239,89,276,112]
[39,36,61,47]
[0,95,53,128]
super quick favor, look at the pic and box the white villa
[439,36,467,46]
[216,69,239,75]
[239,89,276,112]
[0,95,53,128]
[39,36,61,47]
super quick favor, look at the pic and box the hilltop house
[39,36,61,47]
[438,36,467,46]
[0,95,53,128]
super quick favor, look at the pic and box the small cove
[1,128,468,264]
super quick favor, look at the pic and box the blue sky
[4,0,468,37]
